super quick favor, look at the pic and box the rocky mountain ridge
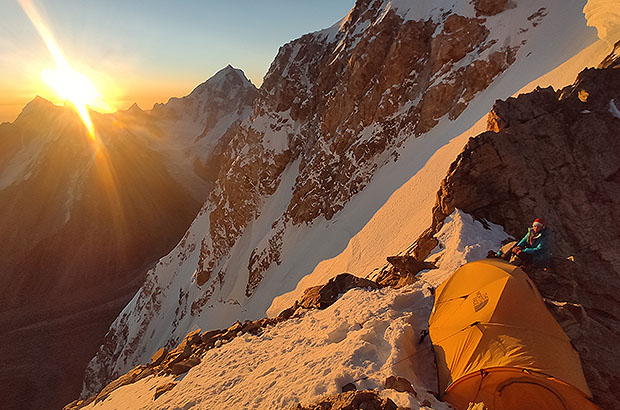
[65,273,382,409]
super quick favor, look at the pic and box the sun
[40,61,109,139]
[19,0,112,140]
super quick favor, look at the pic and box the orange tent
[428,259,598,410]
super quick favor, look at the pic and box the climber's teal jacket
[516,227,551,266]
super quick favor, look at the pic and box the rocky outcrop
[471,0,514,16]
[278,273,381,320]
[384,376,417,396]
[297,273,379,309]
[374,256,436,288]
[411,44,620,409]
[291,390,398,410]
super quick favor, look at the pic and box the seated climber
[508,218,552,267]
[490,218,552,267]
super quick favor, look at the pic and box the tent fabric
[428,259,598,410]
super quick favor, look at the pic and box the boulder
[200,329,222,344]
[221,321,243,340]
[150,347,168,367]
[168,341,193,366]
[341,382,357,393]
[384,376,417,396]
[184,329,202,346]
[386,255,432,277]
[170,357,201,376]
[241,320,263,335]
[277,304,299,320]
[153,382,176,400]
[293,390,397,410]
[298,273,379,310]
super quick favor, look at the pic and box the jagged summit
[127,102,144,112]
[16,95,57,119]
[314,0,516,46]
[190,64,255,96]
[151,64,257,128]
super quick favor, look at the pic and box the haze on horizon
[0,0,354,123]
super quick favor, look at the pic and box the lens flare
[18,0,111,140]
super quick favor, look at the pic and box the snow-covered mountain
[81,0,617,403]
[118,64,258,199]
[0,67,256,410]
[72,36,620,410]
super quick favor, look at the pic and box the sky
[0,0,354,123]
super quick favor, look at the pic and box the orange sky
[0,0,354,123]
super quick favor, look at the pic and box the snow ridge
[79,210,508,410]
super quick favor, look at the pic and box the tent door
[494,378,569,410]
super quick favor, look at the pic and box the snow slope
[79,210,508,410]
[83,0,605,396]
[269,0,608,314]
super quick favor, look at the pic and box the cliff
[413,40,620,409]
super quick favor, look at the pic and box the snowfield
[81,210,509,410]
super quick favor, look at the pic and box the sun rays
[18,0,112,141]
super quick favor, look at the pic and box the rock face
[414,43,620,409]
[199,1,517,303]
[84,0,551,394]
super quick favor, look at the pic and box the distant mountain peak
[23,95,55,111]
[191,65,256,97]
[14,95,58,122]
[126,102,145,114]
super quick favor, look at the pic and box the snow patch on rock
[420,209,511,287]
[583,0,620,43]
[609,99,620,119]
